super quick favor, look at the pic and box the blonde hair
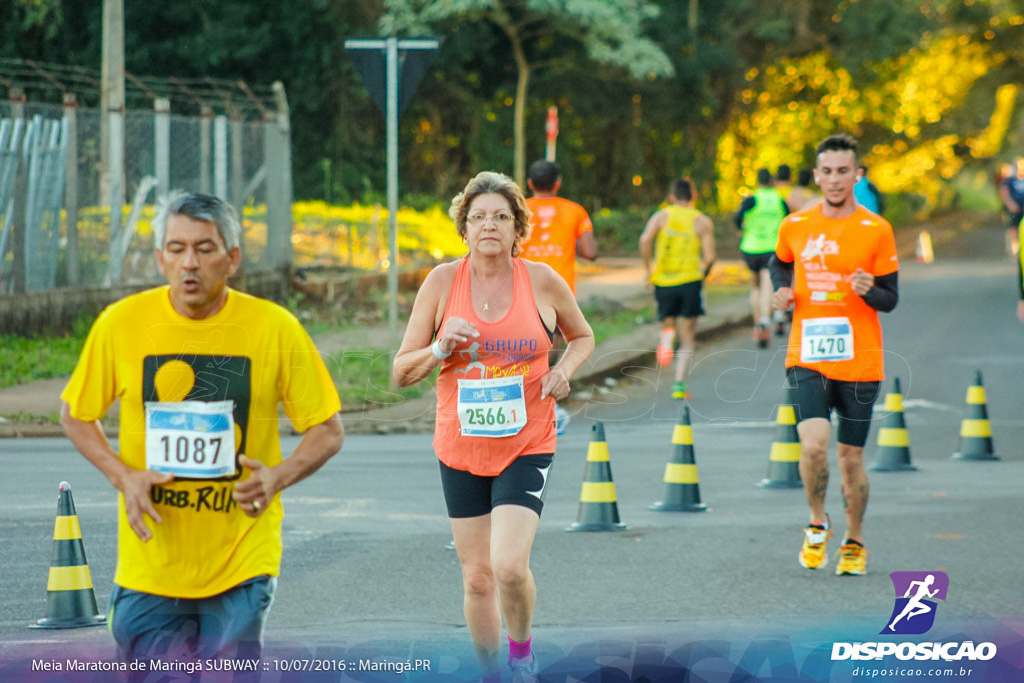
[448,171,531,257]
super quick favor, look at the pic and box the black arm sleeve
[860,270,899,312]
[735,196,756,230]
[769,254,793,290]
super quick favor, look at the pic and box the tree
[379,0,674,186]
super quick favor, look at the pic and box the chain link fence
[0,61,293,301]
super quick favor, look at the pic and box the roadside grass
[0,317,92,389]
[0,275,747,416]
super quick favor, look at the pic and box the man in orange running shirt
[770,133,899,578]
[521,160,598,293]
[521,160,598,434]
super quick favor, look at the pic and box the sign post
[344,37,440,353]
[545,106,559,162]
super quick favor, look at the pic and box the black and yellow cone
[30,482,106,629]
[870,377,917,472]
[757,404,803,488]
[567,423,626,532]
[953,371,998,461]
[650,405,707,512]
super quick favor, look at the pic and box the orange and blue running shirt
[775,205,899,382]
[521,196,593,293]
[433,258,556,476]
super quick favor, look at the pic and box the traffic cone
[915,231,934,263]
[650,405,707,512]
[757,404,803,488]
[30,482,107,629]
[953,371,998,461]
[567,423,626,532]
[870,377,917,472]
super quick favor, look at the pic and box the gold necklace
[470,263,513,312]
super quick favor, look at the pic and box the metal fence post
[63,93,81,286]
[154,97,170,198]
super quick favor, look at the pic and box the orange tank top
[434,258,556,475]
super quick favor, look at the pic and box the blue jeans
[109,575,276,667]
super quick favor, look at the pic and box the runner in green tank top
[735,168,789,347]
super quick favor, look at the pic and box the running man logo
[881,571,949,635]
[800,234,840,267]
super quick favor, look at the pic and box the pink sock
[508,635,532,661]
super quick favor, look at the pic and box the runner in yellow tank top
[639,178,716,400]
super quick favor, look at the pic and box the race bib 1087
[145,401,236,478]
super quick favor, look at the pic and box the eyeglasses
[467,211,514,227]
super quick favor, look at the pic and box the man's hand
[233,455,281,517]
[121,470,174,542]
[1017,300,1024,324]
[773,287,794,311]
[851,268,875,296]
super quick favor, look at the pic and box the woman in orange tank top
[394,171,594,682]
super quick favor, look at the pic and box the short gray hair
[153,191,242,251]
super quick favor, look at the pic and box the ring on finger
[253,500,261,512]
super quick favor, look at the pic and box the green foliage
[0,315,92,389]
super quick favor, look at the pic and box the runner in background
[775,164,793,203]
[771,133,900,577]
[520,160,598,434]
[998,158,1024,258]
[786,168,821,211]
[853,165,885,215]
[736,168,789,346]
[639,178,716,400]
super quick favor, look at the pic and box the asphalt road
[1,226,1022,682]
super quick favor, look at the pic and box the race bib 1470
[800,316,854,363]
[145,401,236,478]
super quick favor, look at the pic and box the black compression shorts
[439,454,554,518]
[785,366,880,448]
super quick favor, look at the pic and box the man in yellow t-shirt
[60,192,344,665]
[639,178,716,400]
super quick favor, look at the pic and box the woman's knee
[461,564,496,599]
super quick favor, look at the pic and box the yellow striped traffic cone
[757,403,803,488]
[567,423,626,532]
[30,482,106,629]
[953,371,997,461]
[650,405,707,512]
[870,377,917,472]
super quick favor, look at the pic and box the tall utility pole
[102,0,126,283]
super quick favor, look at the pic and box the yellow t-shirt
[61,287,341,598]
[650,205,704,287]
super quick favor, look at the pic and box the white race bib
[800,316,854,363]
[457,376,528,438]
[145,401,236,478]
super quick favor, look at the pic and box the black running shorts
[741,251,773,273]
[654,280,704,320]
[439,454,554,518]
[785,365,880,448]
